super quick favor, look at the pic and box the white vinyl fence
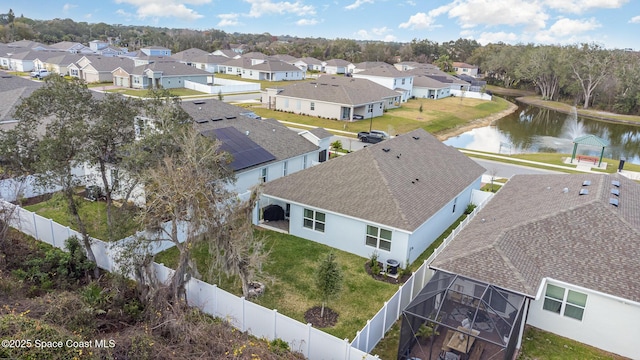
[450,89,493,101]
[351,190,494,354]
[185,79,260,95]
[3,200,376,360]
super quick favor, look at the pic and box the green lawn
[243,96,511,137]
[105,87,209,98]
[24,194,139,241]
[155,229,398,340]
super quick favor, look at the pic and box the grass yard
[105,87,209,98]
[243,96,511,137]
[154,228,398,340]
[24,193,139,241]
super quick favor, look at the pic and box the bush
[464,203,477,215]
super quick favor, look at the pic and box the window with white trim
[543,284,587,321]
[310,102,315,110]
[303,155,308,169]
[367,104,373,113]
[365,225,392,251]
[283,161,288,176]
[303,209,325,232]
[260,168,267,183]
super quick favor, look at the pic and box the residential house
[182,99,331,195]
[0,74,42,130]
[243,60,305,81]
[88,40,108,52]
[171,48,209,65]
[0,44,11,68]
[71,56,135,83]
[352,61,391,74]
[47,41,92,54]
[229,44,246,54]
[263,75,401,120]
[34,53,82,76]
[457,74,487,92]
[7,50,44,72]
[408,67,471,92]
[189,54,229,73]
[452,62,479,78]
[393,61,422,72]
[140,46,171,57]
[429,173,640,360]
[324,59,352,74]
[7,40,48,51]
[352,65,414,102]
[294,57,324,72]
[412,75,451,99]
[212,49,241,59]
[112,61,211,89]
[259,128,486,267]
[96,46,127,57]
[219,57,252,76]
[270,54,298,64]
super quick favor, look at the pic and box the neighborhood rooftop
[263,128,485,232]
[431,173,640,301]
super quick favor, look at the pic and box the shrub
[464,203,477,215]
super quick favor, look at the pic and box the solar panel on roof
[209,127,275,171]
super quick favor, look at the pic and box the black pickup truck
[357,130,389,143]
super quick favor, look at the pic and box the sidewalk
[461,149,640,180]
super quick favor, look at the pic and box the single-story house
[70,56,135,83]
[189,54,229,73]
[352,61,391,74]
[47,41,92,54]
[453,62,479,78]
[171,47,209,65]
[324,59,352,74]
[0,74,43,130]
[352,65,414,102]
[34,53,82,77]
[412,75,451,99]
[212,49,241,59]
[258,128,486,267]
[425,173,640,360]
[294,57,324,72]
[262,75,401,120]
[243,60,305,81]
[182,99,331,195]
[7,40,48,51]
[140,46,171,57]
[112,61,211,89]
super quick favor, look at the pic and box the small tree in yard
[330,140,343,152]
[316,253,343,318]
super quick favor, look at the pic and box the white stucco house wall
[430,173,640,360]
[352,65,414,102]
[412,75,451,99]
[112,61,211,89]
[453,62,479,78]
[242,60,305,81]
[324,59,352,74]
[259,128,485,268]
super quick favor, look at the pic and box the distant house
[171,48,209,65]
[140,46,171,57]
[263,75,401,120]
[212,49,241,59]
[243,60,305,81]
[324,59,352,74]
[112,61,211,89]
[0,74,42,129]
[182,100,331,195]
[352,61,391,74]
[70,56,135,83]
[412,75,451,99]
[452,62,479,78]
[7,50,42,72]
[270,54,298,64]
[47,41,92,54]
[429,173,640,360]
[259,128,486,267]
[294,57,324,72]
[7,40,48,51]
[189,54,229,73]
[352,65,414,102]
[34,53,82,76]
[88,40,108,52]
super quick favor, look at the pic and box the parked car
[30,69,50,79]
[357,130,389,143]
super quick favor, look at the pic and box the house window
[303,155,308,169]
[310,102,315,111]
[303,209,325,232]
[367,104,373,113]
[453,197,458,213]
[260,168,267,183]
[283,161,288,176]
[365,225,392,251]
[402,79,406,85]
[543,284,587,321]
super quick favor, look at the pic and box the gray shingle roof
[82,56,135,72]
[127,61,210,76]
[171,48,209,61]
[308,127,332,139]
[250,60,301,72]
[263,128,485,232]
[276,75,400,106]
[413,75,449,88]
[325,59,351,67]
[42,53,83,66]
[431,173,640,301]
[297,57,323,66]
[0,74,42,125]
[181,99,319,171]
[355,65,410,78]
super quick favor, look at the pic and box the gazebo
[398,271,527,360]
[570,134,608,167]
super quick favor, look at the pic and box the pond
[444,100,640,164]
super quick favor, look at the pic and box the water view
[444,101,640,164]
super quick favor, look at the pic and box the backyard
[242,96,512,137]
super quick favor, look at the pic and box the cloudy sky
[6,0,640,49]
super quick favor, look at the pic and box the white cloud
[355,27,396,41]
[63,3,77,12]
[398,12,436,29]
[296,18,319,25]
[345,0,373,10]
[114,0,210,21]
[476,31,519,45]
[406,0,416,6]
[447,0,548,31]
[115,9,134,20]
[372,26,390,36]
[630,15,640,23]
[544,0,628,14]
[217,14,241,27]
[244,0,315,18]
[398,4,452,29]
[85,13,93,19]
[532,17,601,43]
